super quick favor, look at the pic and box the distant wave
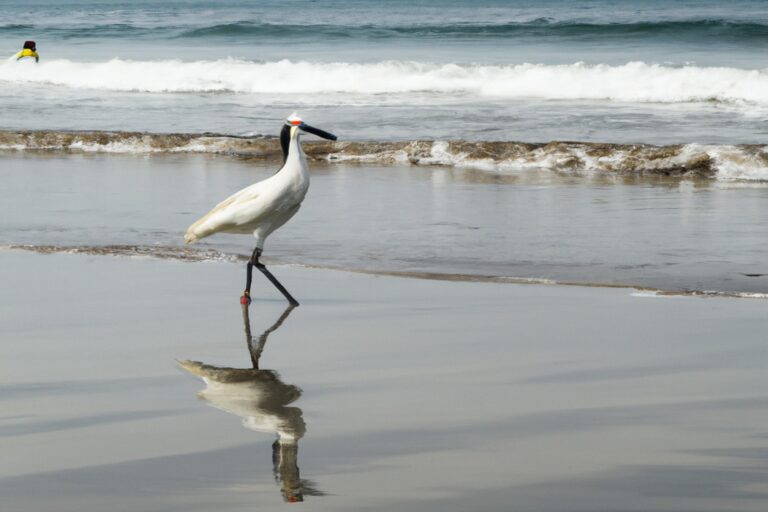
[177,19,768,41]
[4,19,768,42]
[0,22,159,38]
[1,59,767,105]
[2,130,767,181]
[0,23,34,31]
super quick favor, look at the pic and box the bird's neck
[282,136,308,180]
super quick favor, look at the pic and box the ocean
[1,0,767,292]
[1,0,768,150]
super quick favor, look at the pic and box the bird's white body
[185,127,309,249]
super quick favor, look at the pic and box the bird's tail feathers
[184,230,199,245]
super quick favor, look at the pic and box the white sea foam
[704,145,768,181]
[631,290,663,298]
[1,59,768,104]
[332,141,768,181]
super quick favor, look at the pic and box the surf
[2,130,768,181]
[1,59,766,106]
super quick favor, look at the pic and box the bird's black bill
[300,123,337,141]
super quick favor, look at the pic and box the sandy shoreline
[2,251,768,511]
[4,243,767,300]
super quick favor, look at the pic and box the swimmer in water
[15,41,39,62]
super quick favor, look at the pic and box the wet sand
[2,251,768,511]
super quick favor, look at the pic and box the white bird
[184,113,337,306]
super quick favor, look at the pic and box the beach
[1,151,768,510]
[3,250,768,511]
[2,0,768,509]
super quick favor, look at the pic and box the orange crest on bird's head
[286,112,303,126]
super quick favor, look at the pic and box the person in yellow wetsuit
[15,41,39,62]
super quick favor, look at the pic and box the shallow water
[2,252,768,511]
[1,152,767,295]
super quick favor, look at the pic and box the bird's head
[280,113,337,162]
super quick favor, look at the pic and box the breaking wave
[2,130,767,181]
[1,59,768,104]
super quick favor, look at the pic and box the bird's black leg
[240,247,262,305]
[242,247,300,306]
[257,262,300,306]
[254,249,299,306]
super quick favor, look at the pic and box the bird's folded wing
[186,183,270,242]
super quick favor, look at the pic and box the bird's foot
[240,291,252,305]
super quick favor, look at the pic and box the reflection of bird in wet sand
[179,304,324,502]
